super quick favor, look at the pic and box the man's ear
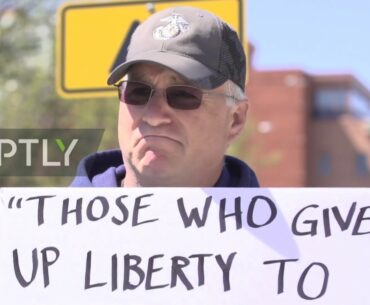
[227,100,249,144]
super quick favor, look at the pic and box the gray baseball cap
[107,6,246,91]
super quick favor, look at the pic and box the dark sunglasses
[115,80,236,110]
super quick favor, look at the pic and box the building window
[349,89,370,119]
[355,154,369,176]
[319,153,332,176]
[313,88,347,118]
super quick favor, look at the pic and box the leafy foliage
[0,1,118,186]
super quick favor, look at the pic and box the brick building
[245,45,370,187]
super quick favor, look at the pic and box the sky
[247,0,370,89]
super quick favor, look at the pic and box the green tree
[0,1,119,186]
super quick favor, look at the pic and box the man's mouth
[138,134,182,146]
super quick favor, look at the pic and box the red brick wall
[246,70,310,186]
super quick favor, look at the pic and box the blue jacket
[71,149,259,187]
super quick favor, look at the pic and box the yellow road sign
[56,0,245,99]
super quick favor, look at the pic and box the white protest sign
[0,188,369,304]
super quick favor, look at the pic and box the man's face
[118,63,247,186]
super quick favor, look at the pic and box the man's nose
[141,89,173,126]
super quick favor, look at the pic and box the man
[71,6,259,187]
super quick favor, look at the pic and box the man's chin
[140,150,165,166]
[136,151,174,176]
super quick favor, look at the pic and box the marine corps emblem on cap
[153,13,189,40]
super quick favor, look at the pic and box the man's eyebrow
[127,71,189,85]
[127,71,145,81]
[168,74,187,84]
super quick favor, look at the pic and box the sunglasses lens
[118,82,203,110]
[121,81,152,105]
[166,86,203,110]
